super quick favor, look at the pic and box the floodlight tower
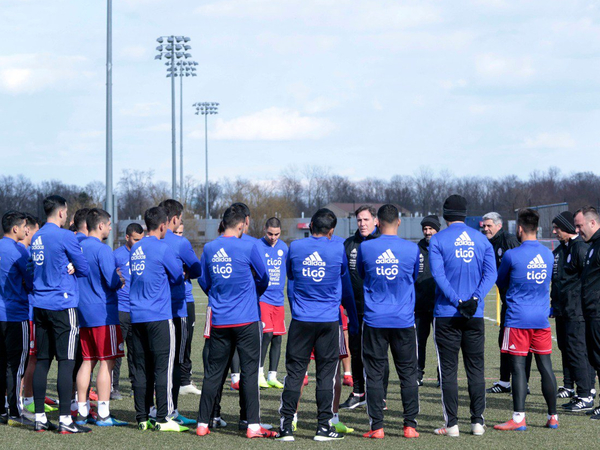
[193,102,219,218]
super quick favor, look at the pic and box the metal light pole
[106,0,114,248]
[194,102,219,219]
[155,36,192,198]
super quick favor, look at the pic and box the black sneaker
[563,397,594,412]
[586,406,600,416]
[557,386,575,399]
[339,393,366,409]
[0,413,8,425]
[417,379,424,387]
[8,416,34,427]
[486,382,511,394]
[314,425,344,441]
[34,420,57,432]
[58,421,92,434]
[276,427,295,442]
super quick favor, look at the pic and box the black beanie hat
[421,215,441,232]
[443,195,468,222]
[552,211,576,234]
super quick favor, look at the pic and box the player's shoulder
[276,239,289,251]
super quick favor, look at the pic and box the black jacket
[551,236,589,320]
[344,228,381,315]
[581,228,600,319]
[489,229,520,269]
[414,238,435,313]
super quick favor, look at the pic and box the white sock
[231,373,240,384]
[248,423,261,431]
[149,406,157,418]
[344,372,352,376]
[198,422,209,428]
[78,402,89,417]
[498,380,510,388]
[35,413,47,423]
[268,371,277,381]
[98,400,110,418]
[512,412,525,423]
[293,413,298,422]
[60,415,73,426]
[331,413,339,424]
[548,414,558,421]
[259,367,264,376]
[24,396,34,406]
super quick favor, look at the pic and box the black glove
[458,297,479,319]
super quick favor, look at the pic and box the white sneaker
[471,423,485,435]
[434,424,459,437]
[179,384,202,395]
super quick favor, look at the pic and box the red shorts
[29,320,37,356]
[501,327,552,356]
[204,306,212,338]
[80,325,125,361]
[310,326,348,361]
[260,302,286,335]
[340,306,348,331]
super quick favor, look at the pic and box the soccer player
[415,215,439,386]
[430,195,496,437]
[73,208,90,243]
[358,204,420,439]
[75,208,127,427]
[574,206,600,419]
[158,199,202,426]
[277,208,358,442]
[196,205,274,439]
[30,195,90,433]
[0,211,33,427]
[482,212,523,395]
[494,208,558,430]
[257,217,288,390]
[111,222,144,399]
[341,205,382,410]
[129,206,186,432]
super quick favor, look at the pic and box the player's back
[0,237,31,321]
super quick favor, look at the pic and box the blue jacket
[257,237,288,307]
[77,236,121,327]
[0,237,33,322]
[30,223,89,311]
[497,240,553,329]
[129,235,184,324]
[357,235,420,328]
[113,245,132,313]
[429,222,497,318]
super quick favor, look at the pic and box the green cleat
[258,373,270,389]
[138,420,155,431]
[25,402,57,413]
[267,379,284,389]
[333,421,354,433]
[155,417,189,432]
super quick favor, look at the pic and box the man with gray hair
[481,212,522,394]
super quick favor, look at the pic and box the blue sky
[1,0,599,187]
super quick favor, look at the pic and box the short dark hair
[222,205,246,230]
[158,199,184,221]
[2,210,26,234]
[144,206,168,231]
[43,195,67,217]
[355,204,376,218]
[86,208,111,231]
[311,208,337,235]
[517,208,539,234]
[126,222,144,237]
[69,223,77,232]
[73,208,90,231]
[575,205,600,222]
[265,217,281,229]
[377,204,399,225]
[24,213,42,229]
[231,202,251,218]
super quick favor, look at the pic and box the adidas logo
[302,251,326,267]
[527,254,547,269]
[212,248,232,263]
[131,246,146,261]
[509,344,516,350]
[454,231,474,247]
[31,236,43,250]
[376,249,399,264]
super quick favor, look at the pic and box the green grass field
[3,287,600,449]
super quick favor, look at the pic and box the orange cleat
[545,417,559,429]
[303,375,309,386]
[343,375,353,387]
[247,426,278,438]
[494,419,527,431]
[403,426,419,438]
[196,425,210,436]
[231,381,240,391]
[363,428,385,439]
[89,389,98,402]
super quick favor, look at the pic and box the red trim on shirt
[212,322,253,329]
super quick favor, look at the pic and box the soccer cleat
[333,421,354,433]
[58,421,92,434]
[89,389,98,402]
[314,425,344,441]
[258,373,270,389]
[138,420,155,431]
[75,413,96,425]
[292,419,297,431]
[247,426,278,438]
[383,399,388,411]
[546,417,559,429]
[172,413,196,426]
[434,425,459,436]
[267,378,284,389]
[0,413,8,425]
[110,390,123,400]
[417,379,424,387]
[486,382,511,394]
[231,381,240,391]
[155,417,189,432]
[25,402,57,413]
[179,383,202,395]
[238,420,273,430]
[276,427,294,441]
[403,426,419,438]
[494,419,527,431]
[471,423,486,435]
[44,396,59,406]
[586,406,600,416]
[96,415,128,427]
[343,375,353,387]
[209,417,227,428]
[196,424,210,436]
[563,397,594,412]
[557,386,575,399]
[34,420,57,432]
[363,428,385,439]
[8,416,34,427]
[303,375,309,386]
[339,393,366,409]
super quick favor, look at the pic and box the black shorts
[34,307,79,361]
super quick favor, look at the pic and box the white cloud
[475,53,535,79]
[522,132,575,149]
[191,107,335,141]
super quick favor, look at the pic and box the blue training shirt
[77,236,121,328]
[0,237,33,322]
[30,223,89,311]
[429,222,496,318]
[113,245,131,313]
[357,234,420,329]
[497,240,553,329]
[257,237,288,307]
[129,235,184,324]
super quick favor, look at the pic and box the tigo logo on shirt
[131,247,146,275]
[526,254,547,284]
[375,249,399,280]
[454,231,475,263]
[302,252,326,282]
[31,236,45,266]
[212,248,233,278]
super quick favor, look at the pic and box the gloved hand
[458,297,479,319]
